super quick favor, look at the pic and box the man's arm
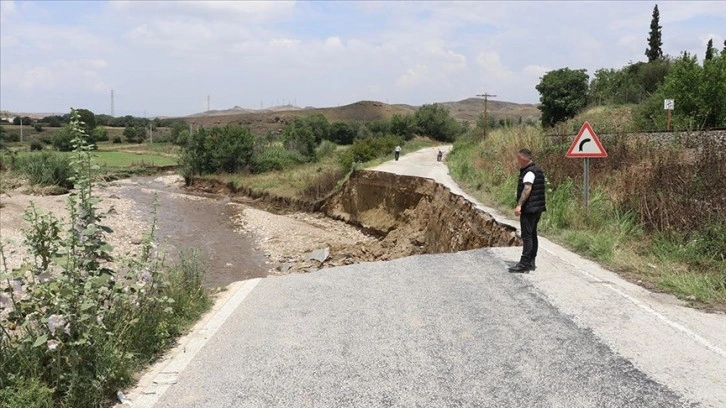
[517,184,532,207]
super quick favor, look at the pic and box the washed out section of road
[154,250,688,408]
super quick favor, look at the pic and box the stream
[111,175,270,287]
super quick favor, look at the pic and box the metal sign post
[566,122,607,215]
[583,158,590,213]
[664,99,674,131]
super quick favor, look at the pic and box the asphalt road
[124,146,726,408]
[153,251,687,408]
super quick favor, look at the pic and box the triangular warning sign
[566,122,607,158]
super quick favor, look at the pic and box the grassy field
[447,125,726,311]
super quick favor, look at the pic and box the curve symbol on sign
[578,138,591,151]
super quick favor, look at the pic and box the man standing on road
[509,148,546,273]
[394,145,401,161]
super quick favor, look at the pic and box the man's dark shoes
[508,262,531,273]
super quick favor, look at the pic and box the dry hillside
[180,99,540,135]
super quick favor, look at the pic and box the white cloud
[110,1,296,24]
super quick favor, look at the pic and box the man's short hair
[518,148,533,159]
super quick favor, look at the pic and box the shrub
[93,127,109,142]
[251,146,307,173]
[328,121,358,145]
[339,134,401,169]
[51,125,74,151]
[29,141,44,151]
[33,124,43,132]
[14,151,73,188]
[124,125,146,143]
[282,117,317,160]
[316,140,337,158]
[112,136,123,144]
[1,126,20,142]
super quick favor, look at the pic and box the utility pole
[476,93,497,138]
[207,95,210,112]
[111,89,115,117]
[20,118,23,143]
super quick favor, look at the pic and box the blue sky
[1,1,724,117]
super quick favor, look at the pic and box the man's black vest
[517,163,547,213]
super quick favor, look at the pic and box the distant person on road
[437,149,443,162]
[394,145,401,161]
[509,148,546,273]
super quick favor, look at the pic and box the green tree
[75,108,96,135]
[51,125,75,151]
[282,117,317,160]
[700,48,726,127]
[645,4,663,62]
[304,114,330,144]
[123,125,146,143]
[535,68,589,127]
[13,116,32,126]
[92,127,109,142]
[705,38,715,61]
[413,103,462,142]
[390,113,417,140]
[328,121,358,145]
[207,125,255,173]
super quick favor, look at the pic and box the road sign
[566,121,607,158]
[664,99,674,110]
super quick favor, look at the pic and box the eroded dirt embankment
[188,170,520,271]
[321,171,520,253]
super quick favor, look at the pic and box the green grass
[93,151,176,168]
[447,126,726,310]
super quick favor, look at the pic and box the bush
[33,124,43,132]
[1,126,20,142]
[124,125,146,143]
[282,117,317,160]
[14,151,73,188]
[29,141,43,151]
[251,146,308,173]
[339,134,401,170]
[93,127,109,142]
[51,125,74,151]
[112,136,123,144]
[316,140,337,158]
[328,121,358,145]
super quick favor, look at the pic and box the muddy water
[111,176,269,288]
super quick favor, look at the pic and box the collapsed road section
[321,170,520,255]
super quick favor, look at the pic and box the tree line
[536,4,726,130]
[178,103,464,182]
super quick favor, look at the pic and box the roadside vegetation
[0,110,211,407]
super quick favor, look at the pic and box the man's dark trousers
[520,212,542,266]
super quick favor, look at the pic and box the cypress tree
[705,39,715,61]
[645,4,663,62]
